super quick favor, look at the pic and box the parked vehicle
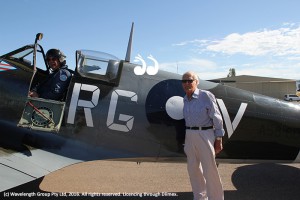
[284,94,300,101]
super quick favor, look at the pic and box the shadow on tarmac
[226,163,300,200]
[1,163,299,200]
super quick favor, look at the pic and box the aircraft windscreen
[77,50,120,81]
[8,46,47,71]
[11,49,33,59]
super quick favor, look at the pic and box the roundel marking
[166,96,184,120]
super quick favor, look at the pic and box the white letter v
[217,99,247,138]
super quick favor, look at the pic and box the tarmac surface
[5,160,300,200]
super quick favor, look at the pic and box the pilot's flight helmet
[46,49,66,65]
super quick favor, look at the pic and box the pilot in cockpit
[28,48,71,101]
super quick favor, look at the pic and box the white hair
[182,71,199,84]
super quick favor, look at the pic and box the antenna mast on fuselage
[125,22,134,62]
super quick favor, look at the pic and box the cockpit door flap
[18,97,65,133]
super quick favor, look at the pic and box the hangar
[208,75,297,100]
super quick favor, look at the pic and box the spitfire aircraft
[0,23,300,192]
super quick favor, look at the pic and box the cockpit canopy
[76,50,122,85]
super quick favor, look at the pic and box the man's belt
[185,126,213,130]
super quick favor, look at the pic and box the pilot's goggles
[47,57,59,62]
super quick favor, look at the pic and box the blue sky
[1,0,300,80]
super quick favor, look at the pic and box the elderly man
[182,71,224,200]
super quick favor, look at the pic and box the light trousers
[184,129,224,200]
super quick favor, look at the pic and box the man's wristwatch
[215,137,222,141]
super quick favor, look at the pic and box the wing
[0,120,132,192]
[0,145,80,192]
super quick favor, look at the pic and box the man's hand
[214,138,223,155]
[28,91,39,98]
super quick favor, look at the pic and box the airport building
[208,75,297,100]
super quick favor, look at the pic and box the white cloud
[171,23,300,80]
[173,39,209,47]
[207,25,300,56]
[176,24,300,57]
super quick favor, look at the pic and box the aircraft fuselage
[1,45,300,164]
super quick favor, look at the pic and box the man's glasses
[181,80,194,83]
